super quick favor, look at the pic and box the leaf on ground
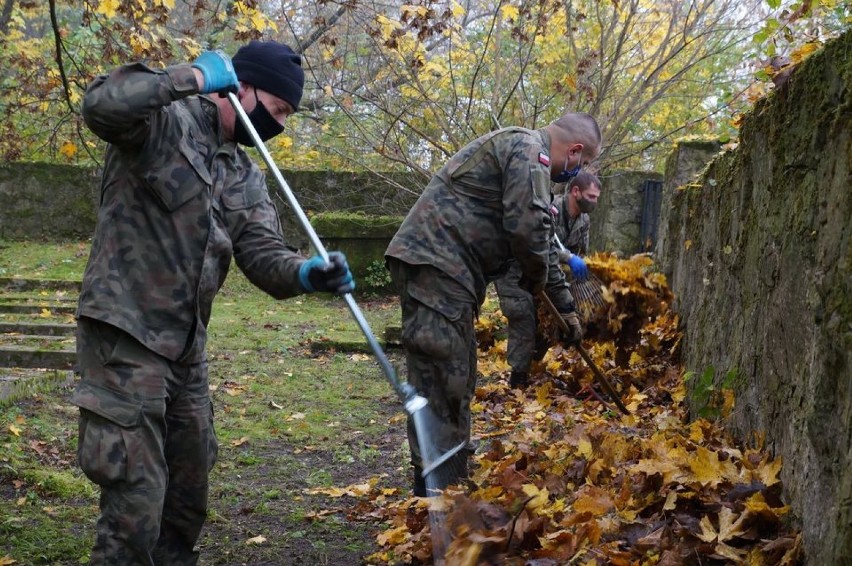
[327,253,801,565]
[572,485,614,516]
[245,534,266,545]
[306,482,373,498]
[687,445,738,487]
[376,525,409,546]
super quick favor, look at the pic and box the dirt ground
[196,400,410,565]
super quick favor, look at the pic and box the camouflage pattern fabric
[551,192,590,257]
[386,126,557,305]
[78,62,306,363]
[74,62,308,563]
[72,317,216,565]
[388,259,476,492]
[495,191,586,374]
[386,126,570,491]
[494,281,542,373]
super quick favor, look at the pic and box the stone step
[0,294,78,304]
[0,347,76,370]
[0,302,76,315]
[0,368,75,406]
[0,322,77,336]
[0,277,82,292]
[0,335,75,353]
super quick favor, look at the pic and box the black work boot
[533,333,550,361]
[509,370,529,389]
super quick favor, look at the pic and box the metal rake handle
[226,93,422,411]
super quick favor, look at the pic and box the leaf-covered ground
[309,254,803,565]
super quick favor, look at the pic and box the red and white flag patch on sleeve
[538,152,551,166]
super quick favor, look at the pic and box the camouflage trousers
[71,317,217,566]
[388,260,477,493]
[494,280,548,375]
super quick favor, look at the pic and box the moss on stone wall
[658,30,852,564]
[309,212,404,239]
[309,212,404,293]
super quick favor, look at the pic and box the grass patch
[0,240,89,281]
[0,240,408,564]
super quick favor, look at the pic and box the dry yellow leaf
[572,486,613,515]
[245,534,266,545]
[59,141,77,159]
[688,446,737,488]
[630,458,681,485]
[663,490,678,511]
[8,425,21,436]
[521,483,549,512]
[96,0,119,18]
[376,525,409,546]
[754,456,783,486]
[716,506,748,541]
[577,437,594,459]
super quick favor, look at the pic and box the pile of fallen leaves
[310,254,802,565]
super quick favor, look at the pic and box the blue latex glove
[298,252,355,294]
[567,254,588,281]
[191,50,239,95]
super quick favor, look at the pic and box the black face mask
[577,197,597,213]
[233,91,284,146]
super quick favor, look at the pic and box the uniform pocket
[141,136,211,211]
[402,283,470,361]
[401,301,458,361]
[71,381,143,487]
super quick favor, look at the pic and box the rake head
[570,271,607,321]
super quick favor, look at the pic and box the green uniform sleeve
[81,62,199,148]
[501,136,553,294]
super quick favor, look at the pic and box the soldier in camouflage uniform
[385,113,602,495]
[71,41,355,565]
[496,171,602,388]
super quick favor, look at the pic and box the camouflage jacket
[551,193,590,255]
[78,62,306,362]
[386,127,555,305]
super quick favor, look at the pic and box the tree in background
[0,0,847,182]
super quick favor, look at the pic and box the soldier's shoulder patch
[538,152,550,166]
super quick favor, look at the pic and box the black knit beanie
[232,40,304,112]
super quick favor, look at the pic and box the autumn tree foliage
[0,0,846,175]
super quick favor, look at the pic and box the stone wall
[587,170,664,254]
[0,162,100,241]
[654,140,722,274]
[0,164,421,250]
[656,30,851,565]
[0,161,664,257]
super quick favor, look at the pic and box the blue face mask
[551,156,582,183]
